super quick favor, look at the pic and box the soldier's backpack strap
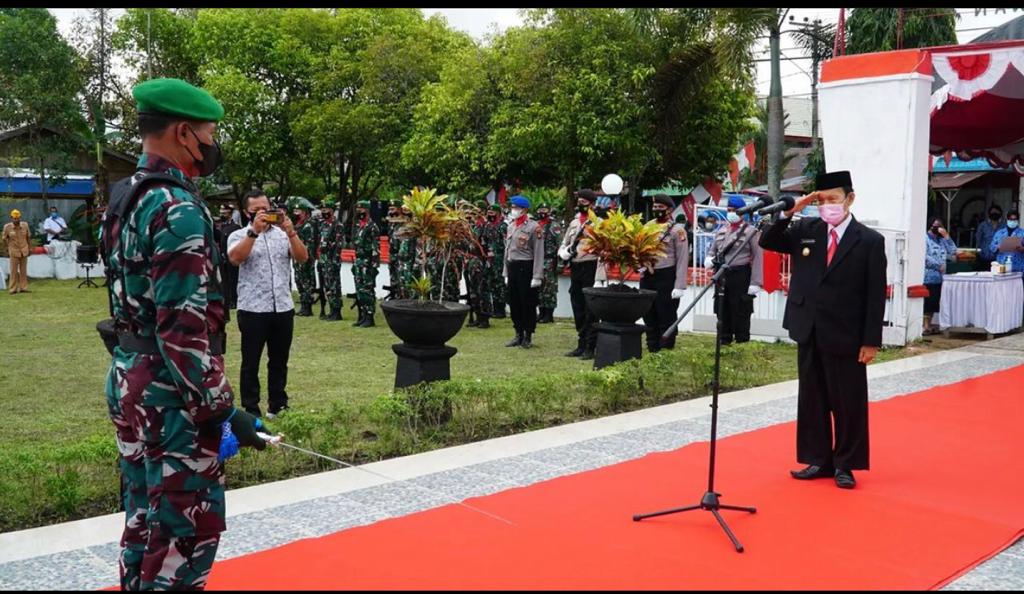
[100,173,191,333]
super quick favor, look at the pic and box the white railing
[686,205,909,346]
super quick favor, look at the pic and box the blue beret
[727,196,746,210]
[510,195,530,209]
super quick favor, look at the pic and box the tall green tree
[846,8,958,54]
[0,8,87,202]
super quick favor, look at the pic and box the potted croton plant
[580,209,667,367]
[379,187,471,388]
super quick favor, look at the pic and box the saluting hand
[786,192,819,217]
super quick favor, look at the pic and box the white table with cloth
[937,271,1024,335]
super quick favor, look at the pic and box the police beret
[577,189,596,202]
[727,196,746,210]
[133,78,224,122]
[653,193,674,208]
[510,195,530,209]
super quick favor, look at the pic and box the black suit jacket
[759,215,887,357]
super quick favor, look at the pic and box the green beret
[321,197,337,208]
[133,78,224,122]
[287,196,315,211]
[356,199,370,209]
[474,200,487,209]
[488,203,502,212]
[389,199,402,208]
[536,201,550,210]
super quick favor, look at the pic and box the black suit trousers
[796,333,870,471]
[569,260,598,350]
[640,267,680,350]
[507,260,539,334]
[238,309,294,415]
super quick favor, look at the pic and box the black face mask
[578,204,590,214]
[990,212,1001,221]
[654,210,669,220]
[185,125,223,177]
[595,208,609,219]
[357,211,367,219]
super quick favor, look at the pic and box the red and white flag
[834,8,846,57]
[728,142,757,189]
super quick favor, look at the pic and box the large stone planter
[380,299,470,388]
[583,285,657,369]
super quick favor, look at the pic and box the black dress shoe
[580,349,595,360]
[520,333,533,349]
[790,464,835,480]
[834,469,856,489]
[506,333,523,347]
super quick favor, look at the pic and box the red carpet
[202,365,1024,590]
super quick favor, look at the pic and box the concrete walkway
[3,336,1024,590]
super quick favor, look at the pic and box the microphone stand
[633,220,760,552]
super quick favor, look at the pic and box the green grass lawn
[0,278,936,531]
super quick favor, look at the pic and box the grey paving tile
[522,445,618,470]
[407,468,518,500]
[468,456,566,486]
[619,426,700,453]
[0,548,115,591]
[343,480,451,518]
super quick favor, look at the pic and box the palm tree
[640,8,791,198]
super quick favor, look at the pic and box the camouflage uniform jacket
[105,153,233,424]
[354,219,381,266]
[296,217,319,254]
[318,217,345,263]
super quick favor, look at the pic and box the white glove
[747,285,761,296]
[671,289,685,299]
[704,256,714,268]
[530,278,542,288]
[558,246,571,261]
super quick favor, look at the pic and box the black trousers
[569,260,598,350]
[640,267,680,351]
[507,260,539,334]
[237,309,294,415]
[220,263,239,309]
[714,264,753,343]
[796,333,870,471]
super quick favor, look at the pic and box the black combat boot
[541,308,555,323]
[520,332,533,349]
[297,303,313,317]
[362,313,375,327]
[505,331,523,347]
[353,310,366,327]
[476,314,490,329]
[466,311,479,327]
[325,306,342,321]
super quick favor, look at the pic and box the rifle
[315,259,327,317]
[559,219,592,267]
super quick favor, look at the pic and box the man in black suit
[759,171,887,489]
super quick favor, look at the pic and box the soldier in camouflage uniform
[101,78,265,591]
[385,199,402,300]
[289,197,319,317]
[394,204,418,300]
[465,200,491,328]
[534,200,562,323]
[484,203,508,318]
[317,198,344,321]
[428,199,462,302]
[352,200,380,327]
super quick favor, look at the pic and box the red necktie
[827,229,838,266]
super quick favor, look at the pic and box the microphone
[733,195,775,216]
[756,195,796,216]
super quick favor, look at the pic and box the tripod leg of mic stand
[632,504,701,522]
[710,508,745,552]
[718,503,757,513]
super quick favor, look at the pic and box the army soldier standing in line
[504,195,546,348]
[640,194,689,352]
[484,203,508,318]
[352,199,380,327]
[394,203,417,300]
[534,200,562,324]
[385,199,402,300]
[291,197,319,317]
[317,198,345,321]
[101,78,265,590]
[465,200,492,328]
[706,195,764,345]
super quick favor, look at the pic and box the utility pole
[789,16,827,152]
[147,9,153,79]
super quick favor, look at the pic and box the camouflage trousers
[465,257,489,316]
[295,260,317,308]
[106,371,225,590]
[319,259,343,312]
[429,260,461,302]
[486,260,506,314]
[354,261,378,317]
[540,257,559,310]
[387,262,399,300]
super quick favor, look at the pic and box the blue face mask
[50,212,59,219]
[1008,220,1019,230]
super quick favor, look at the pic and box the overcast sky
[49,7,1024,98]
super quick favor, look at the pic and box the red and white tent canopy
[928,40,1024,171]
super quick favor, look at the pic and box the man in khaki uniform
[504,194,546,349]
[706,196,763,344]
[3,209,31,294]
